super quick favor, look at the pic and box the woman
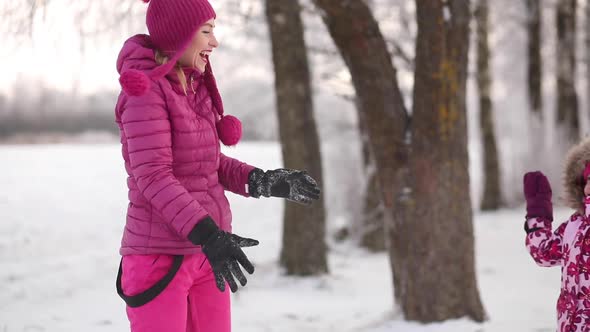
[114,0,321,331]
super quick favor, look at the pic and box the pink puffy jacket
[114,34,255,256]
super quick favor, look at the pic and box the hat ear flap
[204,57,242,146]
[204,59,224,116]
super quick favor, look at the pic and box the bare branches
[386,38,414,69]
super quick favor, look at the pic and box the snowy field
[0,142,564,331]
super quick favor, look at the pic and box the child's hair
[155,50,188,95]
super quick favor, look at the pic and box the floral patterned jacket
[526,198,590,331]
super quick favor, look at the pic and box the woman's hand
[188,216,259,293]
[248,168,321,205]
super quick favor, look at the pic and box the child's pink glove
[523,171,553,221]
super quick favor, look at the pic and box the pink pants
[120,253,230,332]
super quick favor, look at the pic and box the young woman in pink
[114,0,321,331]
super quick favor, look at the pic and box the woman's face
[178,18,219,73]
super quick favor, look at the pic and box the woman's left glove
[248,168,321,205]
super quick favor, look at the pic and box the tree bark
[556,0,579,144]
[359,108,386,252]
[404,0,486,321]
[265,0,328,275]
[475,0,502,210]
[311,0,410,303]
[526,0,543,117]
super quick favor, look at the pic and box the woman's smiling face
[178,18,219,72]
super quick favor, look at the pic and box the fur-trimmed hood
[563,137,590,212]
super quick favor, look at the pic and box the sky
[0,0,244,96]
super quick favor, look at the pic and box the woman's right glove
[188,216,259,293]
[248,167,321,205]
[523,171,553,221]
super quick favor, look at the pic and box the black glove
[188,216,259,292]
[248,168,321,205]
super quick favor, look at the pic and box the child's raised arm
[525,217,567,267]
[523,171,564,267]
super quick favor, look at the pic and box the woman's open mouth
[198,51,211,64]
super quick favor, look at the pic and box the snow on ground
[0,142,564,331]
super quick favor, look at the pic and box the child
[114,0,321,331]
[525,137,590,331]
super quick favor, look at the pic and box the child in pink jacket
[114,0,321,331]
[525,137,590,331]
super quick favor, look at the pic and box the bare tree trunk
[526,0,543,117]
[265,0,328,275]
[358,109,386,252]
[556,0,579,144]
[404,0,486,321]
[311,0,410,304]
[475,0,502,210]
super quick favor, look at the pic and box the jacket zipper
[189,71,223,229]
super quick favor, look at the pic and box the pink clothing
[526,199,590,331]
[121,253,230,332]
[114,34,255,255]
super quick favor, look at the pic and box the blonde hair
[155,50,188,95]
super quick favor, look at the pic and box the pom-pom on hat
[119,0,242,146]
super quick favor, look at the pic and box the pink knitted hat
[119,0,242,146]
